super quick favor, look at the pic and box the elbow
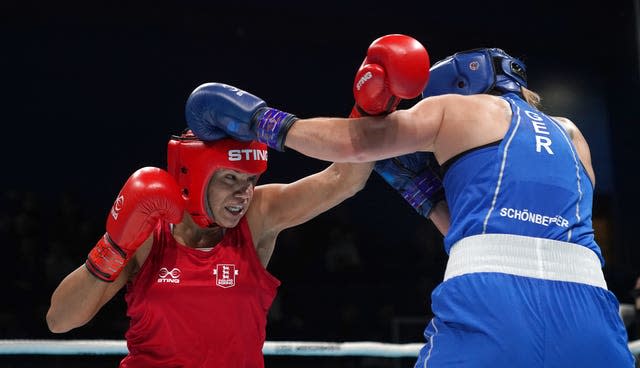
[46,310,70,333]
[350,176,368,195]
[48,325,70,334]
[46,308,84,334]
[339,184,363,201]
[342,178,368,201]
[334,164,372,198]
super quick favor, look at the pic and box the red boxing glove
[86,167,185,282]
[351,34,430,117]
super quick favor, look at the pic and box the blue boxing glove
[374,152,445,218]
[185,82,298,151]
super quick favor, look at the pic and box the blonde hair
[521,87,541,109]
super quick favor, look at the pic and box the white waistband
[444,234,607,289]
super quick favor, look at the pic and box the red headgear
[167,131,268,227]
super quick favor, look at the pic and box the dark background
[1,0,639,366]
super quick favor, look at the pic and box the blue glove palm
[374,152,445,218]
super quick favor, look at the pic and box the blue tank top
[442,93,602,264]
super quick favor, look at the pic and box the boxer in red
[46,34,431,368]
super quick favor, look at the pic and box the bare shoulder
[551,116,596,185]
[551,116,578,138]
[246,184,275,241]
[442,93,507,105]
[427,94,509,119]
[551,116,574,125]
[246,185,279,266]
[409,93,508,129]
[248,184,276,218]
[426,94,511,163]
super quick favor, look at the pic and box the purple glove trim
[253,107,298,151]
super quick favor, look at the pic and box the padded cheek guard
[422,48,527,98]
[167,131,268,228]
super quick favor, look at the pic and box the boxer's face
[205,168,258,228]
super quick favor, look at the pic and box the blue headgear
[422,48,527,98]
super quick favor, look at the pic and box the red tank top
[120,217,280,368]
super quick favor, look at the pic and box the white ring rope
[264,341,423,357]
[0,340,419,357]
[0,339,639,357]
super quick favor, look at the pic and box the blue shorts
[414,273,635,368]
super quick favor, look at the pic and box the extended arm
[284,94,449,162]
[250,162,373,235]
[243,34,437,262]
[184,35,439,163]
[185,86,446,163]
[184,34,450,235]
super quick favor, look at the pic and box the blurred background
[2,0,639,366]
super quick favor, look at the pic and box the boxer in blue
[185,47,634,367]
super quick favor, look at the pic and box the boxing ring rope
[0,340,421,357]
[4,305,638,357]
[1,339,640,357]
[3,304,639,357]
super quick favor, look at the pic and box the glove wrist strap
[85,233,128,282]
[252,107,298,151]
[405,173,445,217]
